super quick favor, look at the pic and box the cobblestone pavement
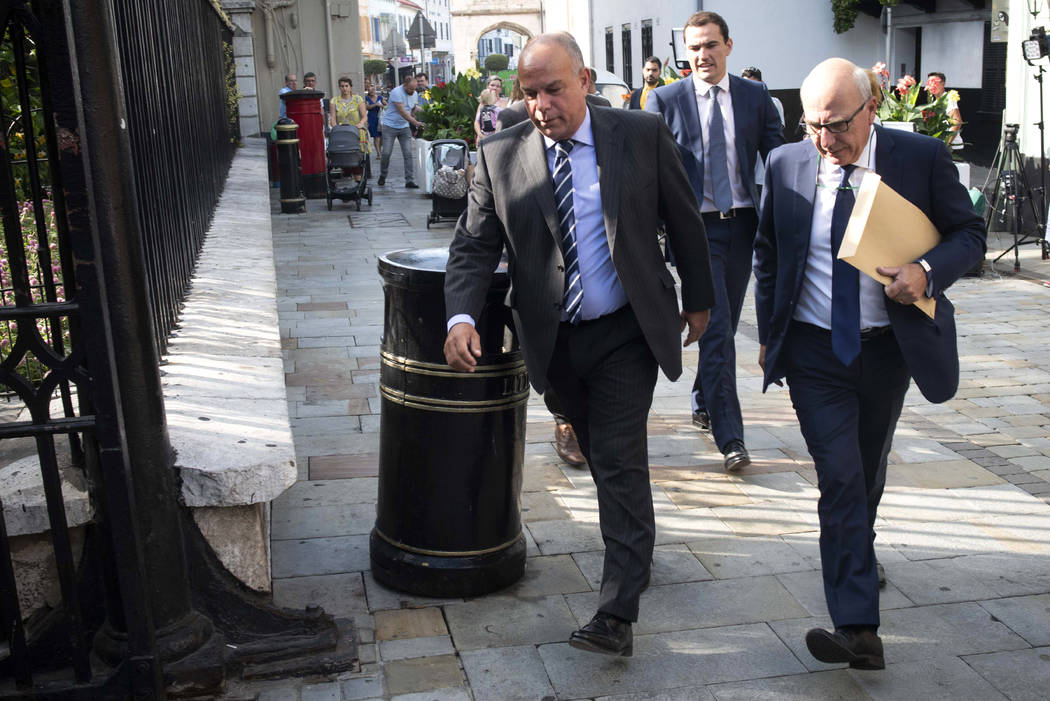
[229,151,1050,700]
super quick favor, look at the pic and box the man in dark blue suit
[646,11,784,471]
[754,58,986,669]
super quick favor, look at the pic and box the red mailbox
[282,89,327,199]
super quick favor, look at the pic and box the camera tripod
[982,123,1049,273]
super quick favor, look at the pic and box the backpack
[478,105,498,134]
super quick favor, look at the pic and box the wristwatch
[916,258,934,297]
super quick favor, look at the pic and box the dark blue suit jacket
[753,126,987,403]
[644,74,785,208]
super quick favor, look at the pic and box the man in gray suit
[444,33,715,656]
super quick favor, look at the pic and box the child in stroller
[326,124,372,211]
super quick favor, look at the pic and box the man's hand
[758,344,766,371]
[681,309,710,347]
[877,263,927,306]
[444,322,482,371]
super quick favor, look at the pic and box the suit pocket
[659,268,676,289]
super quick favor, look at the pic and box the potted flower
[871,62,962,154]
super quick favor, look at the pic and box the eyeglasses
[798,101,868,135]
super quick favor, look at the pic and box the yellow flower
[464,67,481,79]
[424,89,432,101]
[947,89,960,103]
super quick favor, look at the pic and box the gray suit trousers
[545,305,657,622]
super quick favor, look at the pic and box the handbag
[432,165,468,199]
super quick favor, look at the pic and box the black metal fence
[113,0,238,354]
[0,0,238,696]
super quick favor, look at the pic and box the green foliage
[418,73,482,147]
[483,53,509,73]
[224,42,241,143]
[832,0,898,34]
[877,80,961,152]
[1,37,50,200]
[364,59,390,78]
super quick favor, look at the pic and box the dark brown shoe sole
[805,629,884,670]
[568,635,633,657]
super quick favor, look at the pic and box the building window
[621,23,633,89]
[605,27,614,73]
[641,19,653,64]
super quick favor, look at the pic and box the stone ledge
[0,452,92,537]
[164,137,296,510]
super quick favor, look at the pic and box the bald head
[800,58,871,108]
[517,32,589,141]
[799,58,876,166]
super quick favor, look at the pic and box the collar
[541,107,594,150]
[692,72,730,97]
[818,125,877,176]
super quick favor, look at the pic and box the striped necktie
[553,139,583,324]
[707,85,734,214]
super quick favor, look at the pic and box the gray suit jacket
[445,106,715,392]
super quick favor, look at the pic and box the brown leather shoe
[555,423,586,467]
[805,626,884,670]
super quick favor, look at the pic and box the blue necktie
[707,85,733,214]
[831,164,860,366]
[553,140,583,324]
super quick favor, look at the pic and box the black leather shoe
[722,440,750,472]
[805,626,884,670]
[569,612,632,656]
[876,561,886,589]
[692,410,711,430]
[405,182,419,189]
[377,175,386,186]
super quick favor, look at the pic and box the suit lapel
[591,107,622,253]
[873,125,903,193]
[729,75,750,174]
[794,142,819,274]
[517,125,561,247]
[675,78,704,170]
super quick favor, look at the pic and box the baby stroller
[426,139,470,228]
[325,125,372,211]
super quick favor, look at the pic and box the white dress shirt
[794,126,891,331]
[692,73,751,212]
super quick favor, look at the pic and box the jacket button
[557,265,564,272]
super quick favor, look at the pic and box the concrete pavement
[227,149,1050,700]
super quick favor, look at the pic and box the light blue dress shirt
[446,108,627,331]
[382,85,417,129]
[540,109,627,321]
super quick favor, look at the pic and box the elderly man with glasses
[753,57,985,670]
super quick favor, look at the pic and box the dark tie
[707,85,733,214]
[553,140,583,324]
[831,164,860,366]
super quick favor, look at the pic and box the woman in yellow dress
[329,76,368,152]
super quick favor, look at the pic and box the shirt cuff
[917,258,934,297]
[447,314,475,332]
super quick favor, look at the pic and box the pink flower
[895,75,916,93]
[871,61,889,79]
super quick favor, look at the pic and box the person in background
[925,72,963,150]
[486,75,508,108]
[740,66,784,197]
[474,88,500,142]
[365,80,385,155]
[416,72,431,107]
[302,71,324,119]
[278,73,296,118]
[586,67,612,107]
[378,73,424,188]
[330,76,369,157]
[628,57,662,110]
[645,11,784,472]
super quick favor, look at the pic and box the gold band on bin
[275,123,299,131]
[379,385,529,413]
[380,350,525,379]
[373,527,521,557]
[275,138,300,145]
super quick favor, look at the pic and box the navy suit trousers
[783,322,910,628]
[691,208,758,451]
[546,305,657,622]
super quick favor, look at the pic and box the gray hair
[521,32,585,74]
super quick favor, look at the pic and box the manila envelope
[838,171,938,319]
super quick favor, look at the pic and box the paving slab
[774,569,914,616]
[271,534,370,578]
[852,654,1008,700]
[381,655,465,697]
[374,607,447,640]
[565,576,809,635]
[707,669,871,700]
[979,594,1050,646]
[271,572,369,621]
[443,593,579,651]
[963,646,1050,701]
[460,645,557,701]
[538,623,805,698]
[688,534,815,579]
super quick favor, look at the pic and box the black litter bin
[371,248,527,597]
